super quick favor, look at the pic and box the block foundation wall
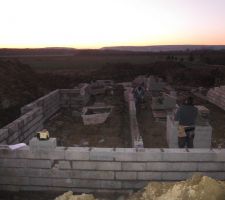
[0,139,225,193]
[0,88,89,145]
[124,87,143,148]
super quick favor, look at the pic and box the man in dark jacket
[175,96,198,148]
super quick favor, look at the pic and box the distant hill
[101,45,225,52]
[1,45,225,57]
[0,48,77,57]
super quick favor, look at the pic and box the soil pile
[128,175,225,200]
[55,191,95,200]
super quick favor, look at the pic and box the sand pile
[128,175,225,200]
[55,191,95,200]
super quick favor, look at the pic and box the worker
[174,96,198,148]
[133,83,145,106]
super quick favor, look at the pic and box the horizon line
[1,44,225,50]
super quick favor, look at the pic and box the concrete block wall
[207,86,225,111]
[60,89,90,109]
[0,139,225,193]
[124,87,143,148]
[0,108,43,144]
[0,88,91,145]
[21,90,61,121]
[166,114,212,148]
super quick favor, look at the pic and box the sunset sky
[0,0,225,48]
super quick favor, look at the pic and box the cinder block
[0,147,31,159]
[22,122,43,143]
[137,172,162,180]
[89,148,115,161]
[6,122,19,133]
[28,168,71,178]
[72,179,122,189]
[114,148,137,161]
[65,147,90,160]
[22,115,43,132]
[71,170,114,180]
[28,168,52,177]
[161,149,191,161]
[122,162,146,171]
[0,176,29,185]
[213,149,225,161]
[30,147,65,160]
[7,132,19,144]
[161,172,193,181]
[72,161,121,171]
[51,178,73,187]
[58,160,71,169]
[116,172,137,180]
[0,158,27,168]
[27,159,52,168]
[29,138,56,151]
[29,177,52,186]
[198,162,225,171]
[187,149,215,161]
[121,181,148,189]
[146,162,198,171]
[27,168,72,178]
[0,129,9,143]
[0,168,27,177]
[136,149,163,161]
[0,185,20,191]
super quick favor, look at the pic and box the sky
[0,0,225,48]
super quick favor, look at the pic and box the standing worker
[175,96,198,148]
[133,83,145,107]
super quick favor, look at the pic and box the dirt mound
[0,59,40,127]
[128,175,225,200]
[55,191,95,200]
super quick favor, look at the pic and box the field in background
[17,54,165,71]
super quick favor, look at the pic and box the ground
[44,88,225,149]
[136,94,168,148]
[45,86,131,148]
[44,88,169,148]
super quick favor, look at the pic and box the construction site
[1,73,225,200]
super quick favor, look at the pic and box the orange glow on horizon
[0,0,225,49]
